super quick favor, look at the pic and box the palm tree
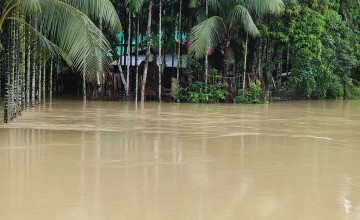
[126,0,154,103]
[189,0,284,76]
[0,0,122,122]
[187,0,221,86]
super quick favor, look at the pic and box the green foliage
[287,63,344,99]
[235,82,268,104]
[174,81,226,103]
[347,80,360,99]
[289,6,325,61]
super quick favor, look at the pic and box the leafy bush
[287,63,344,99]
[347,80,360,99]
[174,81,226,103]
[235,82,268,104]
[326,75,344,99]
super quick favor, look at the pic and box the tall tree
[189,0,284,76]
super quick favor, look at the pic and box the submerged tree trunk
[141,0,153,103]
[82,69,86,101]
[42,62,46,101]
[26,25,31,108]
[31,18,37,107]
[135,15,140,102]
[4,19,12,123]
[158,0,162,102]
[50,59,53,101]
[20,11,26,112]
[126,12,131,99]
[97,18,103,98]
[39,58,42,104]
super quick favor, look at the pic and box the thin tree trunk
[0,51,2,101]
[135,15,140,102]
[50,59,53,101]
[39,58,42,104]
[176,0,183,80]
[4,19,11,123]
[42,62,46,101]
[204,0,209,86]
[286,46,290,76]
[242,34,248,95]
[82,69,86,101]
[9,11,18,121]
[97,18,103,98]
[257,38,264,85]
[158,0,162,101]
[276,51,283,86]
[141,0,153,103]
[31,55,36,107]
[26,26,30,108]
[20,14,26,112]
[117,60,127,90]
[31,18,37,107]
[126,12,131,98]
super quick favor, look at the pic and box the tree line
[1,0,360,122]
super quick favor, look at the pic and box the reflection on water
[1,100,360,220]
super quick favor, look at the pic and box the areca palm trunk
[141,0,153,103]
[39,57,42,104]
[257,38,264,83]
[20,13,26,112]
[243,34,248,95]
[126,11,131,99]
[158,0,162,101]
[42,62,46,101]
[204,0,209,86]
[97,18,103,98]
[135,15,139,102]
[3,20,11,123]
[176,0,183,80]
[50,59,53,101]
[82,69,86,101]
[14,9,21,116]
[8,13,16,121]
[26,27,31,108]
[31,18,37,107]
[0,54,2,101]
[31,57,35,107]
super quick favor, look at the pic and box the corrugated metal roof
[112,54,187,68]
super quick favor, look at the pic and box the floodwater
[1,100,360,220]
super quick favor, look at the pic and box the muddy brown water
[1,100,360,220]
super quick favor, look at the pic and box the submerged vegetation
[0,0,360,122]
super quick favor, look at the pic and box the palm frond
[189,16,226,58]
[20,0,41,14]
[189,0,200,8]
[243,0,285,15]
[61,0,122,32]
[36,0,112,74]
[8,16,71,64]
[231,5,260,37]
[208,0,222,12]
[126,0,145,13]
